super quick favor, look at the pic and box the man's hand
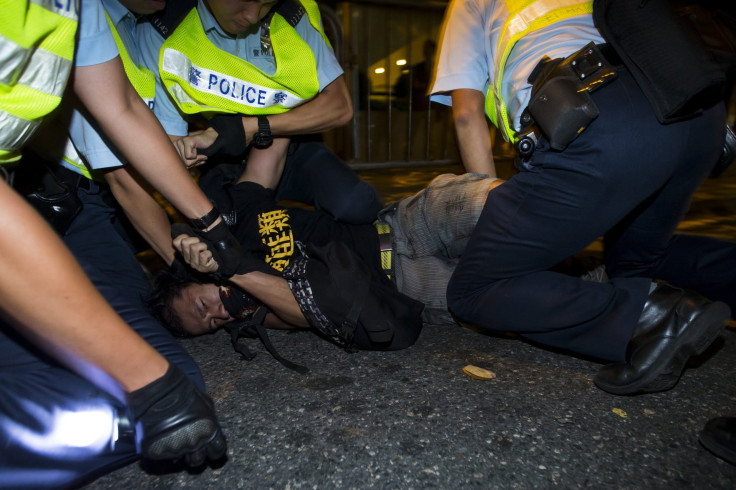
[172,222,277,280]
[172,230,219,274]
[173,129,217,168]
[127,364,227,466]
[171,222,241,280]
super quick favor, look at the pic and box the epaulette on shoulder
[146,0,197,39]
[276,0,306,28]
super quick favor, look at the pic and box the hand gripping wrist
[127,364,227,466]
[199,114,247,157]
[195,220,242,280]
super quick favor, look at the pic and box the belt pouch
[11,156,82,235]
[526,43,616,151]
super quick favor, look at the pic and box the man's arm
[104,166,176,265]
[248,76,353,138]
[0,179,167,392]
[263,312,305,330]
[230,272,310,328]
[236,138,290,189]
[72,56,216,222]
[451,88,497,177]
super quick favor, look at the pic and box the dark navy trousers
[0,183,204,489]
[447,68,734,363]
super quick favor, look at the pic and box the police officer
[0,0,229,486]
[27,0,226,387]
[148,0,382,225]
[430,0,736,395]
[25,0,209,383]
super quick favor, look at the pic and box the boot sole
[594,301,730,395]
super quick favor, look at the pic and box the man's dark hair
[148,269,199,337]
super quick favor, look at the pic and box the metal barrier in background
[319,0,514,168]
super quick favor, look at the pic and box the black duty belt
[55,165,93,191]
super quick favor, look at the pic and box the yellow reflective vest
[105,10,156,107]
[487,0,593,142]
[0,0,79,163]
[159,0,327,116]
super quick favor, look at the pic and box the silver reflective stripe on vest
[0,110,41,151]
[0,33,31,86]
[162,48,307,110]
[499,0,590,60]
[0,35,71,97]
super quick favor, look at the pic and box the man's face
[206,0,280,36]
[118,0,166,16]
[172,283,234,336]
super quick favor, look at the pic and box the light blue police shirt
[75,0,118,67]
[151,0,344,132]
[61,0,164,175]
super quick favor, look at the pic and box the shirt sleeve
[75,0,119,67]
[429,0,490,106]
[66,110,125,170]
[295,15,343,91]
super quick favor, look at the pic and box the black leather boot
[594,282,730,395]
[700,417,736,465]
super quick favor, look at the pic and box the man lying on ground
[150,173,503,365]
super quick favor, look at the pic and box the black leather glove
[171,221,242,281]
[199,114,247,157]
[127,364,227,466]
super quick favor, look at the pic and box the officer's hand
[172,225,219,275]
[127,365,227,467]
[173,131,214,168]
[171,221,242,280]
[199,114,247,157]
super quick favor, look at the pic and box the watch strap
[257,115,270,134]
[188,206,220,230]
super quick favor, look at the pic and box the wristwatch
[253,115,273,148]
